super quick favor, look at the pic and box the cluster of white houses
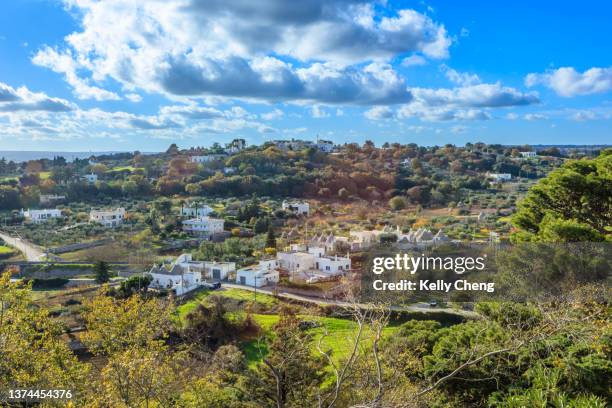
[236,242,351,287]
[304,226,451,252]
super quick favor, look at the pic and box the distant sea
[0,151,154,162]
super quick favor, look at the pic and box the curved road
[221,283,479,319]
[0,230,62,261]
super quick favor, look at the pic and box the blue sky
[0,0,610,152]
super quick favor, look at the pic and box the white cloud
[336,108,344,116]
[440,64,480,86]
[311,105,330,118]
[395,82,537,122]
[451,125,467,134]
[410,83,538,108]
[524,113,547,121]
[525,66,612,97]
[32,47,121,101]
[571,110,597,121]
[505,112,519,120]
[364,106,394,120]
[125,93,142,102]
[401,55,427,67]
[33,0,449,105]
[0,81,75,112]
[261,108,284,120]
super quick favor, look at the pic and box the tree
[512,149,612,242]
[0,273,88,399]
[247,307,325,407]
[265,226,276,249]
[389,196,407,211]
[94,260,110,284]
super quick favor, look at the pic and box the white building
[89,208,125,227]
[277,245,351,280]
[316,139,335,152]
[236,259,280,287]
[148,256,201,296]
[520,151,537,158]
[21,208,62,223]
[83,173,98,183]
[488,173,512,183]
[148,254,236,295]
[181,205,214,218]
[203,261,236,281]
[282,200,310,216]
[190,154,227,163]
[225,138,246,154]
[182,216,224,237]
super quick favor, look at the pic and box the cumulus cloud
[364,106,394,120]
[32,0,449,105]
[411,83,538,108]
[311,105,330,118]
[571,110,597,121]
[401,55,427,67]
[0,81,74,112]
[524,113,547,121]
[525,66,612,97]
[440,64,480,86]
[32,47,121,101]
[394,82,537,122]
[261,108,284,120]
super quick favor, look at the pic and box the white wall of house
[22,209,62,223]
[203,261,235,281]
[89,208,125,227]
[282,200,310,216]
[316,255,351,274]
[236,260,279,287]
[149,271,201,296]
[181,205,213,217]
[182,217,224,236]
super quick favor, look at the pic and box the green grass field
[243,313,400,367]
[175,287,279,323]
[108,165,136,172]
[175,287,401,368]
[0,245,16,254]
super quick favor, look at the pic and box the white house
[83,173,98,183]
[316,139,335,152]
[520,151,536,158]
[89,208,125,227]
[225,138,246,154]
[282,200,310,216]
[488,173,512,183]
[190,154,227,163]
[148,257,202,296]
[277,245,351,280]
[236,259,280,287]
[147,254,236,295]
[181,205,214,218]
[182,216,224,237]
[21,208,62,223]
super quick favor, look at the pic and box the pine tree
[265,227,276,249]
[94,260,110,284]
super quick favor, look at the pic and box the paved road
[221,283,479,319]
[0,231,47,261]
